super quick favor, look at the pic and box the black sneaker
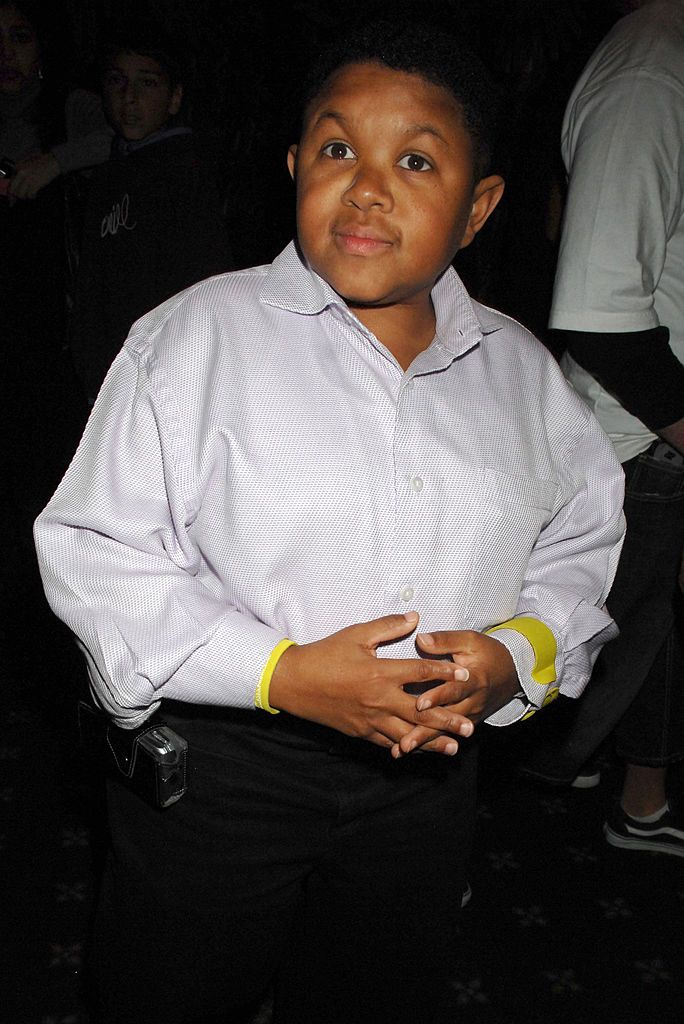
[604,803,684,858]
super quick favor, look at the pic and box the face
[102,52,182,142]
[288,62,503,315]
[0,5,40,95]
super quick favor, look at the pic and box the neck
[349,297,437,371]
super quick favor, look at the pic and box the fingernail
[406,739,417,753]
[454,668,470,681]
[416,697,432,711]
[445,741,458,755]
[459,721,474,737]
[404,611,419,624]
[418,632,434,647]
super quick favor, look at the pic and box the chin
[340,293,391,309]
[324,272,394,308]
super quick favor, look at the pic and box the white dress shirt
[35,242,625,729]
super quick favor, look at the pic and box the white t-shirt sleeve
[550,71,684,333]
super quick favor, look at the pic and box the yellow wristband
[254,639,297,714]
[484,616,557,686]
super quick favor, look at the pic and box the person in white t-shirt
[525,0,684,857]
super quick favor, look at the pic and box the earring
[38,67,44,80]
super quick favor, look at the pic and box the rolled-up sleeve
[34,346,286,728]
[487,409,625,725]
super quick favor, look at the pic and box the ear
[459,174,504,250]
[287,144,298,181]
[168,83,183,117]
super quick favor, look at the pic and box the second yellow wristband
[484,616,557,686]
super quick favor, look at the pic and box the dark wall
[57,0,623,300]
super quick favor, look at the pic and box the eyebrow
[404,123,450,146]
[310,110,348,131]
[310,110,449,147]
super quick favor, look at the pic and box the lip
[334,224,393,256]
[0,68,23,82]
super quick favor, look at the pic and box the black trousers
[89,705,476,1024]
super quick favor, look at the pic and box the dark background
[51,0,625,324]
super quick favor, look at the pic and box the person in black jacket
[69,24,230,404]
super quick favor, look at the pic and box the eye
[397,153,432,172]
[322,142,355,161]
[11,28,35,45]
[105,71,126,89]
[140,78,161,88]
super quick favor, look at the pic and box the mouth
[0,68,23,83]
[334,224,393,256]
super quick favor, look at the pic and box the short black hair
[98,21,186,89]
[299,18,501,181]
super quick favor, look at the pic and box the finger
[391,728,460,759]
[366,730,394,750]
[421,732,474,755]
[382,655,463,688]
[419,694,490,725]
[391,691,476,736]
[416,630,471,655]
[413,679,472,711]
[354,611,420,649]
[397,716,473,754]
[369,711,456,754]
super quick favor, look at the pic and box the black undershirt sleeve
[551,327,684,431]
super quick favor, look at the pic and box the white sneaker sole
[604,823,684,858]
[571,771,601,789]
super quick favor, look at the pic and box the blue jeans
[522,440,684,783]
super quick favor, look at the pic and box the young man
[35,21,625,1024]
[68,25,230,403]
[524,0,684,849]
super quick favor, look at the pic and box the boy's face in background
[0,4,40,94]
[288,62,503,315]
[103,52,182,142]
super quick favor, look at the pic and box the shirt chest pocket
[463,468,558,627]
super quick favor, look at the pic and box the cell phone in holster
[77,699,188,809]
[651,441,684,468]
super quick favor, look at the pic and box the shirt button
[411,476,424,493]
[401,587,415,602]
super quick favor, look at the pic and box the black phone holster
[77,699,188,809]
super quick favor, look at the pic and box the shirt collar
[260,241,502,359]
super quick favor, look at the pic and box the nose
[0,35,14,63]
[343,161,393,213]
[123,80,138,105]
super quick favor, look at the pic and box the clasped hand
[268,612,519,758]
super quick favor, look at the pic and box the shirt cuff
[483,628,560,727]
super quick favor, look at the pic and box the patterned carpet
[4,588,683,1024]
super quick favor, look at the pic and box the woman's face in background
[0,5,40,94]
